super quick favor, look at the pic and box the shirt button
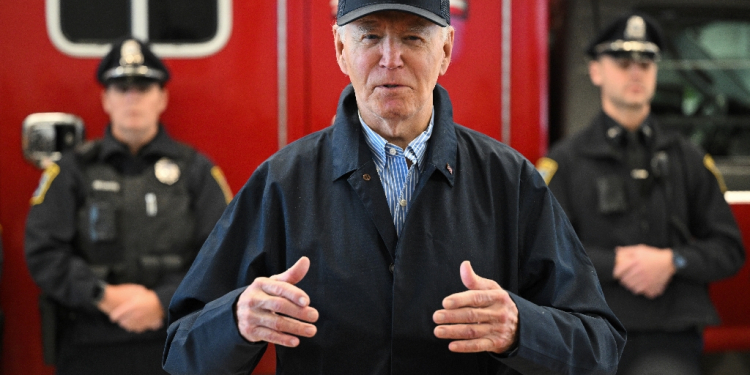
[363,174,371,181]
[389,148,397,156]
[389,263,395,273]
[399,199,407,207]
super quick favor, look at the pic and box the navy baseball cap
[586,13,664,61]
[336,0,451,27]
[96,38,170,86]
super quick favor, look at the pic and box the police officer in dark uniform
[537,13,746,375]
[25,38,232,375]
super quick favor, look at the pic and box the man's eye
[364,34,380,40]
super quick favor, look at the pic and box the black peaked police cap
[96,38,170,86]
[586,13,664,61]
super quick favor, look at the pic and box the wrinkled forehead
[349,11,438,34]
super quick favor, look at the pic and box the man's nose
[380,37,404,69]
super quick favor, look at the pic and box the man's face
[589,55,657,112]
[335,11,453,140]
[102,81,167,145]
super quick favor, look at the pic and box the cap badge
[120,39,145,67]
[154,157,180,185]
[624,16,647,40]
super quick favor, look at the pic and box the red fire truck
[0,1,747,374]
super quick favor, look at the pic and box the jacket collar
[332,84,456,186]
[578,111,678,159]
[99,125,182,160]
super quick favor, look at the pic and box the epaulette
[74,140,102,164]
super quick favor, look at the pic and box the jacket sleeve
[499,162,626,375]
[25,157,101,311]
[164,162,281,375]
[544,149,617,282]
[672,142,745,283]
[152,153,230,310]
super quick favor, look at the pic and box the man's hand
[236,256,319,347]
[613,244,675,299]
[107,284,164,333]
[433,261,519,354]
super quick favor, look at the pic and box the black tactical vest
[75,141,196,288]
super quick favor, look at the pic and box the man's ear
[589,60,602,86]
[158,87,169,115]
[439,27,455,75]
[101,89,111,115]
[334,25,348,76]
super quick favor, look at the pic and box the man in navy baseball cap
[163,1,626,374]
[336,0,451,26]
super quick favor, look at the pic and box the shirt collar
[331,84,457,186]
[358,109,434,171]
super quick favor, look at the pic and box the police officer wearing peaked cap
[25,38,232,375]
[538,12,745,375]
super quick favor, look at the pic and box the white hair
[334,22,452,43]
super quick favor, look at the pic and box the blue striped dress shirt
[359,110,434,236]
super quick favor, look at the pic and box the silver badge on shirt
[154,157,180,185]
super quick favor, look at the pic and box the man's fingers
[433,324,515,353]
[434,322,492,340]
[251,294,319,323]
[238,308,318,345]
[257,278,315,311]
[271,256,311,286]
[243,326,310,348]
[447,338,505,353]
[433,307,512,325]
[459,261,500,291]
[443,290,500,310]
[257,313,318,338]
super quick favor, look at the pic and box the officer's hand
[108,286,164,333]
[236,256,318,347]
[614,244,675,299]
[433,261,518,354]
[97,283,147,314]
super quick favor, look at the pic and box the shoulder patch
[535,157,558,185]
[704,154,727,194]
[211,166,233,204]
[30,163,60,206]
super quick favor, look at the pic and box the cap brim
[102,66,167,83]
[594,40,660,57]
[337,4,447,26]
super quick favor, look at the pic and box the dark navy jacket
[164,85,626,375]
[543,112,745,331]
